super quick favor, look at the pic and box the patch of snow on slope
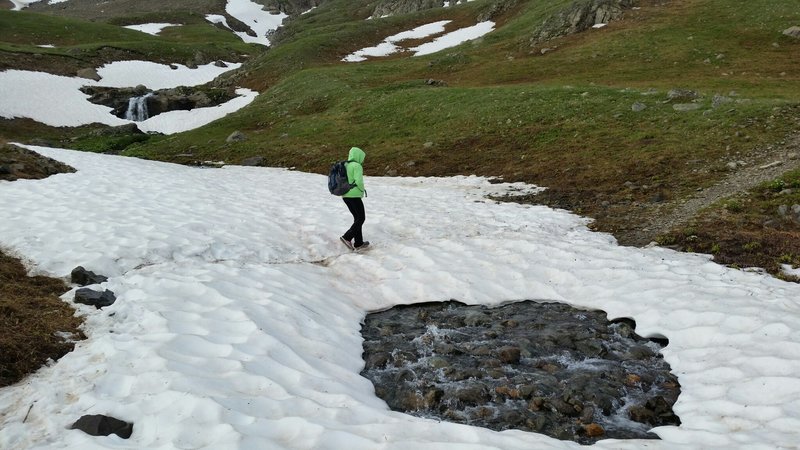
[410,21,495,56]
[123,23,183,36]
[224,0,288,46]
[343,20,451,62]
[95,60,241,90]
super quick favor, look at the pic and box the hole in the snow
[360,300,681,444]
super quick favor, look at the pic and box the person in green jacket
[340,146,369,250]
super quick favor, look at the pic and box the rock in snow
[70,414,133,439]
[73,288,116,309]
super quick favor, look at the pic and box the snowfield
[1,146,800,449]
[0,62,255,134]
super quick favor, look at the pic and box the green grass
[0,9,256,70]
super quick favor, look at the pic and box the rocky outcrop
[80,86,236,121]
[531,0,636,46]
[372,0,443,18]
[0,144,76,182]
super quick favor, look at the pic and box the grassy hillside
[2,0,800,277]
[0,9,255,76]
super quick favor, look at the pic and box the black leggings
[342,197,365,246]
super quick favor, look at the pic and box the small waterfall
[125,93,153,121]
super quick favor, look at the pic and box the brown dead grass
[0,250,85,387]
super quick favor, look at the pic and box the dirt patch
[0,251,85,388]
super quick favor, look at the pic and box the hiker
[340,146,369,251]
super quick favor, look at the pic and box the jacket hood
[348,147,365,164]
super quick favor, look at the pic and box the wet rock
[70,266,108,286]
[583,423,605,437]
[497,346,521,364]
[74,288,116,309]
[71,414,133,439]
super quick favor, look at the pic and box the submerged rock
[361,300,681,444]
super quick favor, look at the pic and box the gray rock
[783,26,800,39]
[778,204,789,217]
[631,102,646,112]
[71,414,133,439]
[241,156,265,166]
[70,266,108,286]
[666,89,699,101]
[672,103,702,112]
[74,288,116,309]
[214,60,228,68]
[76,68,101,81]
[712,95,734,108]
[226,131,247,143]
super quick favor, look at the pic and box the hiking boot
[340,236,354,250]
[354,241,370,251]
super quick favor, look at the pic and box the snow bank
[206,0,287,46]
[343,21,451,62]
[1,146,799,449]
[410,21,495,56]
[344,20,495,62]
[0,61,253,134]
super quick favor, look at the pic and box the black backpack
[328,160,355,196]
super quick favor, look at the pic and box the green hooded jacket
[343,147,366,198]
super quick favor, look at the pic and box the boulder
[241,156,265,166]
[76,68,101,81]
[783,26,800,39]
[74,288,116,309]
[71,414,133,439]
[226,131,247,143]
[70,266,108,286]
[631,102,646,112]
[666,89,699,101]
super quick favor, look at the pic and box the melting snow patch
[593,23,608,29]
[782,264,800,278]
[345,20,495,61]
[221,0,288,46]
[410,21,495,56]
[123,23,183,36]
[95,60,241,90]
[343,20,451,62]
